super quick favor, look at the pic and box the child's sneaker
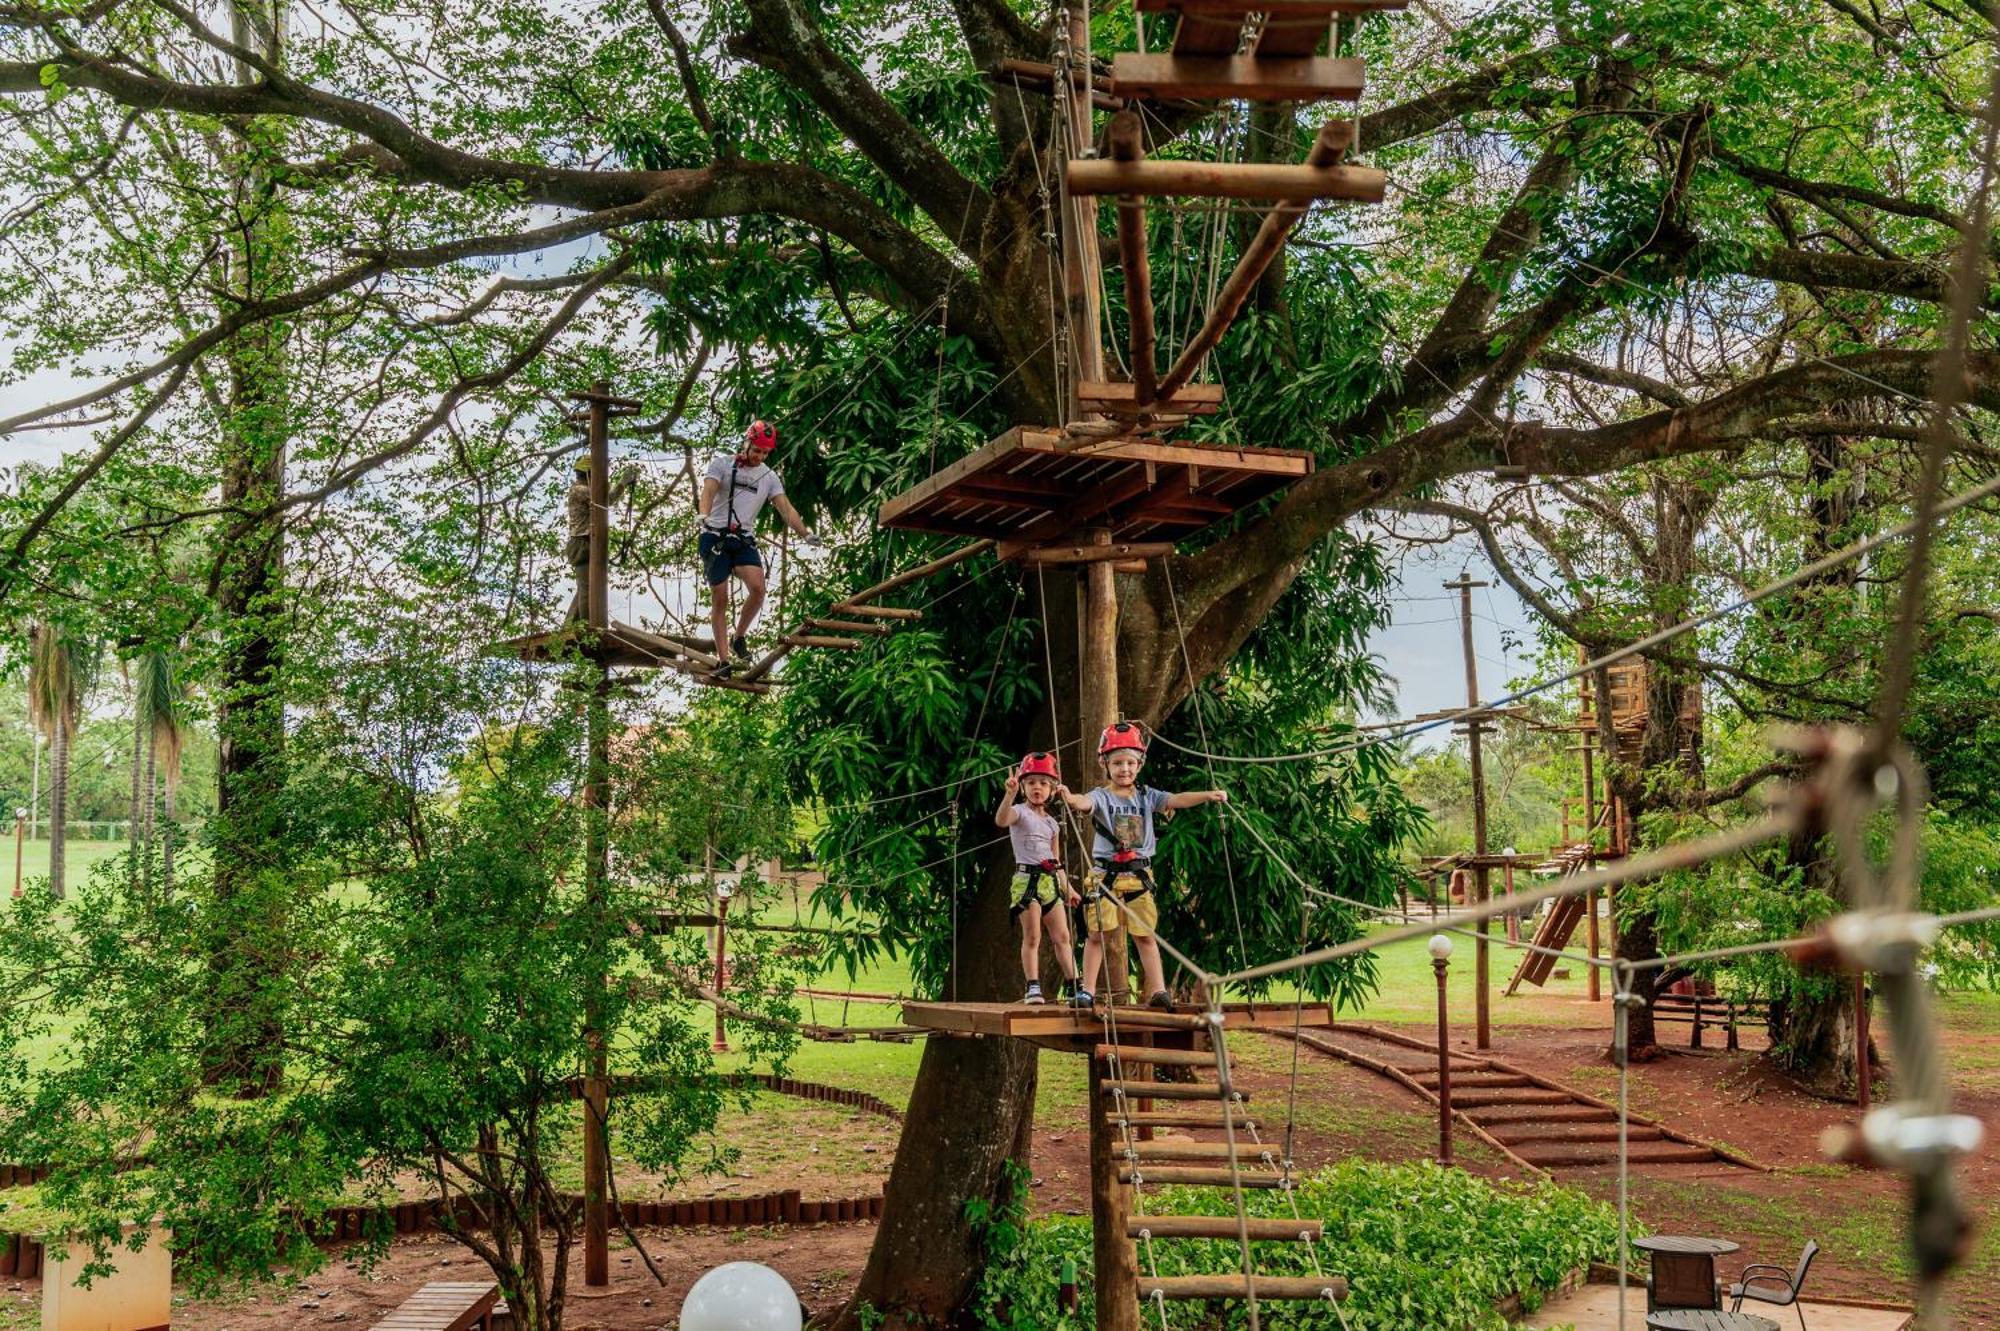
[1058,978,1077,1003]
[1023,982,1044,1006]
[1069,989,1095,1010]
[1146,990,1175,1012]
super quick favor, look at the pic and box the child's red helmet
[1018,752,1060,780]
[1098,722,1147,756]
[744,420,778,451]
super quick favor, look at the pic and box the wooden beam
[779,634,864,650]
[831,603,924,620]
[1065,157,1383,202]
[1107,112,1159,403]
[1110,53,1364,102]
[1139,0,1407,14]
[1077,381,1224,416]
[879,429,1033,526]
[1028,435,1313,477]
[1019,541,1174,565]
[1158,118,1353,399]
[837,537,992,603]
[806,617,894,635]
[990,58,1124,110]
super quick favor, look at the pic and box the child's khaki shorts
[1084,873,1158,938]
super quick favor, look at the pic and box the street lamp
[1428,933,1454,1164]
[11,807,25,899]
[1501,845,1520,942]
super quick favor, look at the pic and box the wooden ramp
[1291,1024,1764,1174]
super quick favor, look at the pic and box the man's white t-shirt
[703,454,785,533]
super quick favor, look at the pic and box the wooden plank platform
[900,999,1330,1047]
[877,426,1312,548]
[1110,53,1364,102]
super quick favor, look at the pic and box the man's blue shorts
[698,530,763,586]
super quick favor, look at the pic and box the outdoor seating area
[1521,1282,1909,1331]
[1519,1236,1897,1331]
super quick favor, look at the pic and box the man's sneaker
[1070,989,1095,1010]
[731,633,749,659]
[1023,982,1045,1006]
[1146,990,1175,1012]
[711,660,734,680]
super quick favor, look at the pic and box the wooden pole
[1155,119,1350,401]
[579,380,613,1288]
[12,813,22,898]
[1107,112,1157,403]
[1582,741,1599,1001]
[1445,577,1491,1050]
[1081,531,1128,1005]
[1434,951,1453,1165]
[1856,975,1872,1110]
[1089,1053,1140,1331]
[710,841,730,1053]
[1061,6,1105,421]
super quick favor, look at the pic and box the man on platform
[700,420,818,676]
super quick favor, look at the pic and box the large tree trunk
[1605,480,1711,1059]
[204,0,292,1096]
[833,836,1042,1330]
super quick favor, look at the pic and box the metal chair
[1729,1240,1819,1330]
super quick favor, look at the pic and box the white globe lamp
[680,1262,802,1331]
[1427,933,1452,962]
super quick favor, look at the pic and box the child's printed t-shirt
[1088,786,1172,861]
[1008,804,1060,866]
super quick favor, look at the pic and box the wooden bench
[371,1281,506,1331]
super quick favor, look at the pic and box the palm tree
[134,649,187,895]
[27,624,96,900]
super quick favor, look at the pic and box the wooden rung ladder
[1095,1018,1350,1312]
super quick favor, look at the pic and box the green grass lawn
[4,837,128,894]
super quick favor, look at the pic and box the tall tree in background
[25,624,94,900]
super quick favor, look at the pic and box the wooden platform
[489,620,772,693]
[877,426,1312,551]
[901,999,1332,1050]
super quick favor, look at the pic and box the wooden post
[1080,530,1128,1004]
[1061,6,1105,421]
[571,379,623,1289]
[1856,976,1872,1109]
[1089,1052,1139,1330]
[1434,949,1453,1164]
[1502,853,1519,945]
[1445,577,1492,1050]
[11,812,21,899]
[1107,112,1157,403]
[713,871,731,1054]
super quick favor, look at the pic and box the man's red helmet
[1018,752,1060,781]
[744,420,778,452]
[1098,722,1147,756]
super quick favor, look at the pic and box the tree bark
[204,0,292,1097]
[832,836,1041,1329]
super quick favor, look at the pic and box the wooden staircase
[1097,1034,1349,1310]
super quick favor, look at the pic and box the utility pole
[570,378,639,1289]
[1445,576,1492,1050]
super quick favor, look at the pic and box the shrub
[974,1160,1628,1329]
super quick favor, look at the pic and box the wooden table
[1634,1234,1741,1310]
[1645,1311,1780,1331]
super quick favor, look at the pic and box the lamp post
[12,807,24,898]
[1501,846,1519,944]
[1429,933,1454,1165]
